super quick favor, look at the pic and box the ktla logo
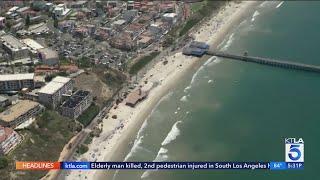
[285,138,304,162]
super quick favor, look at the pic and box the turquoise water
[114,1,319,180]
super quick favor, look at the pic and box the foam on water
[220,33,235,51]
[180,95,188,102]
[259,1,269,7]
[251,10,260,22]
[161,121,182,146]
[276,1,284,8]
[203,56,216,66]
[207,57,222,67]
[184,85,191,93]
[190,65,204,85]
[123,91,173,161]
[208,80,213,84]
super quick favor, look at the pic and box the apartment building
[0,126,22,155]
[0,73,35,92]
[38,76,73,109]
[1,34,29,60]
[60,90,93,119]
[0,100,43,128]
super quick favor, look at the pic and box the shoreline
[65,1,260,180]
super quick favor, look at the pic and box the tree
[0,156,8,169]
[53,15,58,28]
[26,15,30,27]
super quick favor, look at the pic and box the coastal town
[0,0,266,179]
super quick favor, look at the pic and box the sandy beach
[65,1,259,180]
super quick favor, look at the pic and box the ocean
[113,1,319,180]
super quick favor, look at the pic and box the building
[0,126,22,155]
[0,34,29,60]
[0,96,10,108]
[38,76,73,109]
[0,73,35,92]
[0,17,5,28]
[54,4,71,19]
[125,88,148,107]
[162,13,177,24]
[69,1,88,9]
[60,90,92,119]
[37,48,58,66]
[0,100,43,128]
[138,35,153,48]
[21,38,44,54]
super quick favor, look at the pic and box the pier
[205,50,320,73]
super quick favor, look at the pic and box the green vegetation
[78,56,92,68]
[77,104,100,127]
[129,52,160,75]
[179,16,200,36]
[0,157,8,169]
[76,144,88,154]
[25,15,31,27]
[59,55,71,65]
[191,1,206,13]
[84,135,93,145]
[92,67,126,90]
[0,110,80,179]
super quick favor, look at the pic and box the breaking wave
[180,95,188,102]
[161,121,182,146]
[124,91,173,161]
[251,10,260,22]
[220,33,234,51]
[276,1,284,8]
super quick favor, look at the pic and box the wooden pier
[205,50,320,73]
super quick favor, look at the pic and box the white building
[162,13,177,24]
[21,38,44,54]
[0,126,22,155]
[54,4,71,19]
[1,34,30,60]
[38,76,73,109]
[0,73,35,92]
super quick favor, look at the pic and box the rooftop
[0,100,39,122]
[38,76,71,95]
[0,126,14,143]
[38,48,58,59]
[126,89,148,106]
[61,90,90,109]
[0,73,34,82]
[21,38,44,51]
[1,34,28,51]
[0,96,8,102]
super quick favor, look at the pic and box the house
[37,48,59,66]
[125,88,148,107]
[162,13,177,24]
[0,96,10,108]
[138,35,153,48]
[0,126,22,155]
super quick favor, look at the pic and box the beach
[65,1,259,180]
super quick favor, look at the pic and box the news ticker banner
[16,161,304,171]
